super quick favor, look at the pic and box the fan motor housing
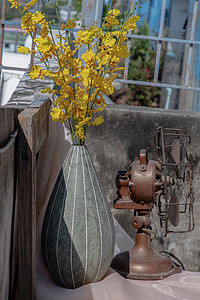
[116,149,161,205]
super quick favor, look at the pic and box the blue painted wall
[134,0,172,34]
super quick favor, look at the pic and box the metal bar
[1,20,21,26]
[30,31,36,68]
[0,65,28,71]
[0,0,7,66]
[160,125,169,235]
[162,163,193,167]
[154,0,166,83]
[0,129,18,154]
[94,0,104,27]
[66,0,72,23]
[115,78,200,91]
[190,1,198,42]
[2,16,199,42]
[0,16,192,46]
[81,0,98,28]
[184,0,198,86]
[1,20,81,33]
[124,0,135,80]
[126,33,200,46]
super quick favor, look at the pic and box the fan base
[111,250,182,280]
[111,232,182,280]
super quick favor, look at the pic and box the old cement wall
[7,73,200,272]
[87,104,200,272]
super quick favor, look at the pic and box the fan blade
[169,192,179,227]
[171,138,180,164]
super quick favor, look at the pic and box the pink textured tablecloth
[36,117,200,300]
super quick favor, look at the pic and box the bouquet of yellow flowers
[9,0,139,144]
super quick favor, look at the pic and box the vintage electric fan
[111,127,194,280]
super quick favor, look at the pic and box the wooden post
[17,97,51,300]
[0,107,21,300]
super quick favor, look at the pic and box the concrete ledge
[87,104,200,272]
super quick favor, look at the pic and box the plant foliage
[8,0,140,144]
[127,21,162,106]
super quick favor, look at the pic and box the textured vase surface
[42,145,115,289]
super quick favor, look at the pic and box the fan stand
[111,209,182,280]
[112,127,194,280]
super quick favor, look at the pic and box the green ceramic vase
[41,145,115,289]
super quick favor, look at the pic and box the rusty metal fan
[111,126,194,280]
[154,127,194,235]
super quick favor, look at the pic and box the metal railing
[120,0,200,92]
[0,0,200,106]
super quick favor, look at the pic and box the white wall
[0,52,30,105]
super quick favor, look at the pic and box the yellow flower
[75,125,85,141]
[77,26,98,44]
[95,106,105,113]
[111,30,120,38]
[109,67,125,74]
[32,11,45,24]
[81,68,91,87]
[28,0,38,5]
[124,15,140,31]
[17,46,30,54]
[51,107,62,121]
[40,87,52,94]
[93,76,115,95]
[22,6,28,12]
[40,25,49,38]
[59,85,74,98]
[9,0,141,144]
[66,58,82,75]
[34,36,52,54]
[97,28,105,39]
[109,55,120,68]
[102,32,116,48]
[8,0,22,9]
[118,31,127,45]
[21,12,37,35]
[96,52,110,67]
[22,0,38,12]
[61,24,67,31]
[103,15,119,29]
[108,9,120,16]
[40,69,53,77]
[92,116,104,126]
[81,49,95,66]
[29,65,41,79]
[66,18,77,29]
[62,68,70,77]
[114,45,129,59]
[29,49,36,55]
[78,117,91,126]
